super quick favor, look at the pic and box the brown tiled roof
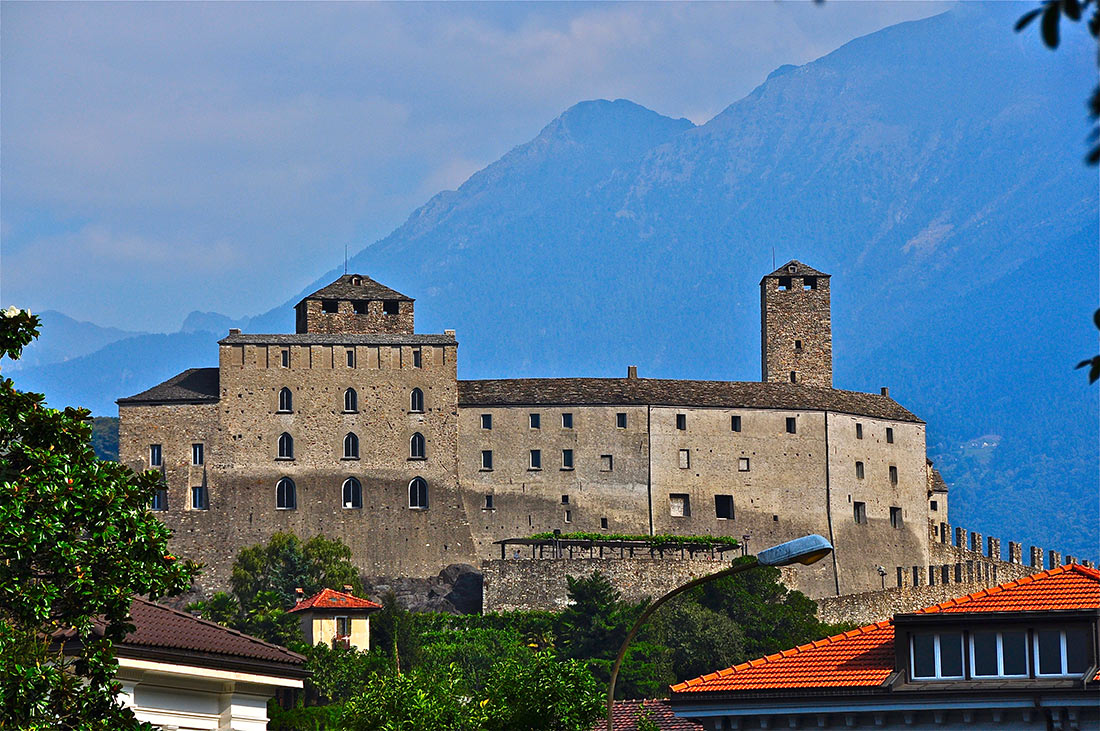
[594,699,702,731]
[289,588,382,614]
[761,259,829,280]
[458,378,922,423]
[929,466,948,494]
[298,274,412,306]
[117,368,219,406]
[218,333,455,346]
[53,598,306,675]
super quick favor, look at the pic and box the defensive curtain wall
[121,262,964,603]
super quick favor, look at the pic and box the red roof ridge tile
[913,564,1098,615]
[288,587,382,613]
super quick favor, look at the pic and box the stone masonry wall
[298,297,415,335]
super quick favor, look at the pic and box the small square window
[889,465,899,485]
[853,501,867,524]
[346,349,356,368]
[794,339,803,352]
[600,517,608,530]
[191,443,204,466]
[561,449,574,470]
[738,457,750,472]
[890,506,903,529]
[616,412,627,429]
[730,415,741,432]
[785,417,797,434]
[149,444,162,467]
[480,450,493,470]
[484,494,494,510]
[480,414,492,430]
[778,276,792,291]
[886,427,894,444]
[715,495,734,520]
[676,414,686,430]
[150,487,167,511]
[529,450,542,470]
[382,300,400,315]
[600,454,613,472]
[561,413,573,429]
[281,349,290,368]
[561,494,569,505]
[678,449,690,469]
[930,500,939,512]
[191,486,209,511]
[669,493,690,517]
[353,301,368,314]
[322,299,339,313]
[804,276,817,290]
[529,413,541,429]
[856,423,863,439]
[413,349,422,368]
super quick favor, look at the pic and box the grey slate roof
[458,378,922,423]
[761,259,830,281]
[297,274,413,306]
[217,333,456,346]
[118,368,219,405]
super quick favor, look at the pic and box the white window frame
[529,449,542,470]
[1034,629,1088,677]
[192,443,204,466]
[561,449,574,470]
[969,630,1029,679]
[480,450,493,471]
[190,485,209,511]
[561,413,573,429]
[480,413,492,430]
[529,413,540,429]
[910,633,964,680]
[149,444,162,467]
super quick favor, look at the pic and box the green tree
[476,650,604,731]
[648,598,744,682]
[0,308,199,730]
[341,665,471,731]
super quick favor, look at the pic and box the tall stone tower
[760,260,832,387]
[294,274,415,335]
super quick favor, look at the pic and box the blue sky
[1,1,951,331]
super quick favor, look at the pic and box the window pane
[912,634,936,678]
[1037,629,1062,674]
[1001,631,1028,676]
[971,632,998,676]
[1065,629,1089,674]
[939,633,963,677]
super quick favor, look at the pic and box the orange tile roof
[672,565,1099,695]
[288,588,382,613]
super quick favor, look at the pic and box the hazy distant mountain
[181,310,249,334]
[10,310,146,372]
[17,4,1097,557]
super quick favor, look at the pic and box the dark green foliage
[302,643,392,704]
[340,665,472,731]
[188,531,362,646]
[268,699,345,731]
[477,650,604,731]
[90,417,119,461]
[0,309,199,730]
[648,598,744,682]
[368,592,424,673]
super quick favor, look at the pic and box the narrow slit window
[564,509,572,523]
[616,412,627,428]
[856,461,865,479]
[484,494,494,510]
[890,506,903,529]
[785,417,797,434]
[889,465,899,485]
[886,427,894,444]
[346,349,356,368]
[149,444,162,467]
[789,371,797,383]
[731,415,742,432]
[281,349,290,368]
[855,423,863,439]
[600,517,609,530]
[412,349,422,368]
[676,413,687,430]
[192,443,204,466]
[481,450,493,470]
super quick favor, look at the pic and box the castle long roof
[117,367,220,406]
[217,332,456,346]
[458,378,922,423]
[297,274,413,307]
[670,565,1100,695]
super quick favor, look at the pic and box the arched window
[410,388,424,413]
[278,432,294,459]
[278,387,293,412]
[342,477,362,509]
[409,477,428,509]
[344,388,358,413]
[410,432,425,460]
[344,432,359,459]
[276,477,296,510]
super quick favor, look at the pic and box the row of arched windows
[273,476,428,510]
[276,387,425,414]
[276,432,425,460]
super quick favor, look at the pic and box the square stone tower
[760,260,832,387]
[295,274,415,334]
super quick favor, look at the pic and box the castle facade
[119,261,946,599]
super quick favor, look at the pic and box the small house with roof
[289,587,382,651]
[670,564,1100,730]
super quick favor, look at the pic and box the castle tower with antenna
[760,260,832,387]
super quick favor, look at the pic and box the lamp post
[605,534,833,731]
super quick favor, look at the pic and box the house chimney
[294,587,304,603]
[342,584,354,593]
[627,365,638,379]
[229,328,241,335]
[444,329,455,337]
[880,387,889,397]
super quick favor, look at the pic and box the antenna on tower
[344,244,348,275]
[771,246,775,270]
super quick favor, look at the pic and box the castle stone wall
[760,265,832,388]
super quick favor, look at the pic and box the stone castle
[119,261,948,600]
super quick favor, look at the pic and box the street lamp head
[756,534,833,567]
